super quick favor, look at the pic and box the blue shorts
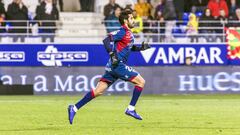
[100,62,139,86]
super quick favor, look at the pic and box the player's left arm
[102,30,126,53]
[102,36,118,66]
[131,41,151,51]
[102,36,112,53]
[102,30,126,66]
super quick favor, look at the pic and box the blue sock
[75,90,95,110]
[130,86,143,106]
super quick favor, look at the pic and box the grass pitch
[0,95,240,135]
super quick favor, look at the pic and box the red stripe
[100,78,112,83]
[116,31,131,52]
[116,42,126,52]
[91,90,95,98]
[129,76,137,81]
[135,86,143,91]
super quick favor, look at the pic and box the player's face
[127,14,135,29]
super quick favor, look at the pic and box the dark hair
[114,6,121,11]
[119,10,132,25]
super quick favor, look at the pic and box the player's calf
[93,81,109,97]
[68,81,108,124]
[125,75,145,120]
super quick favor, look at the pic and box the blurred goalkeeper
[68,10,151,124]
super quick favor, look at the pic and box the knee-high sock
[75,90,95,110]
[130,86,143,106]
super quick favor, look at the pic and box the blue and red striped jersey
[109,25,135,64]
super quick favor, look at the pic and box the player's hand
[141,41,151,50]
[109,52,118,67]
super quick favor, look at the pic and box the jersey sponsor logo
[110,30,120,35]
[37,46,88,66]
[0,51,25,62]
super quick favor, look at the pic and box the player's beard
[128,21,134,29]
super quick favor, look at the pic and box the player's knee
[93,81,108,97]
[137,78,145,88]
[140,78,146,87]
[94,89,104,97]
[95,92,103,97]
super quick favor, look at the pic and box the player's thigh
[130,74,145,87]
[100,71,118,85]
[95,72,118,95]
[114,63,139,82]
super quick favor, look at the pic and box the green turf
[0,94,240,135]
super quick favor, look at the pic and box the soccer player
[68,10,151,124]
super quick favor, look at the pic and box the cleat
[125,108,143,120]
[68,105,76,124]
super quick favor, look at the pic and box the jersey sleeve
[109,29,126,42]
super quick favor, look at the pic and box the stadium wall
[1,66,240,95]
[0,44,239,95]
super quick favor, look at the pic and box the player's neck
[123,24,130,30]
